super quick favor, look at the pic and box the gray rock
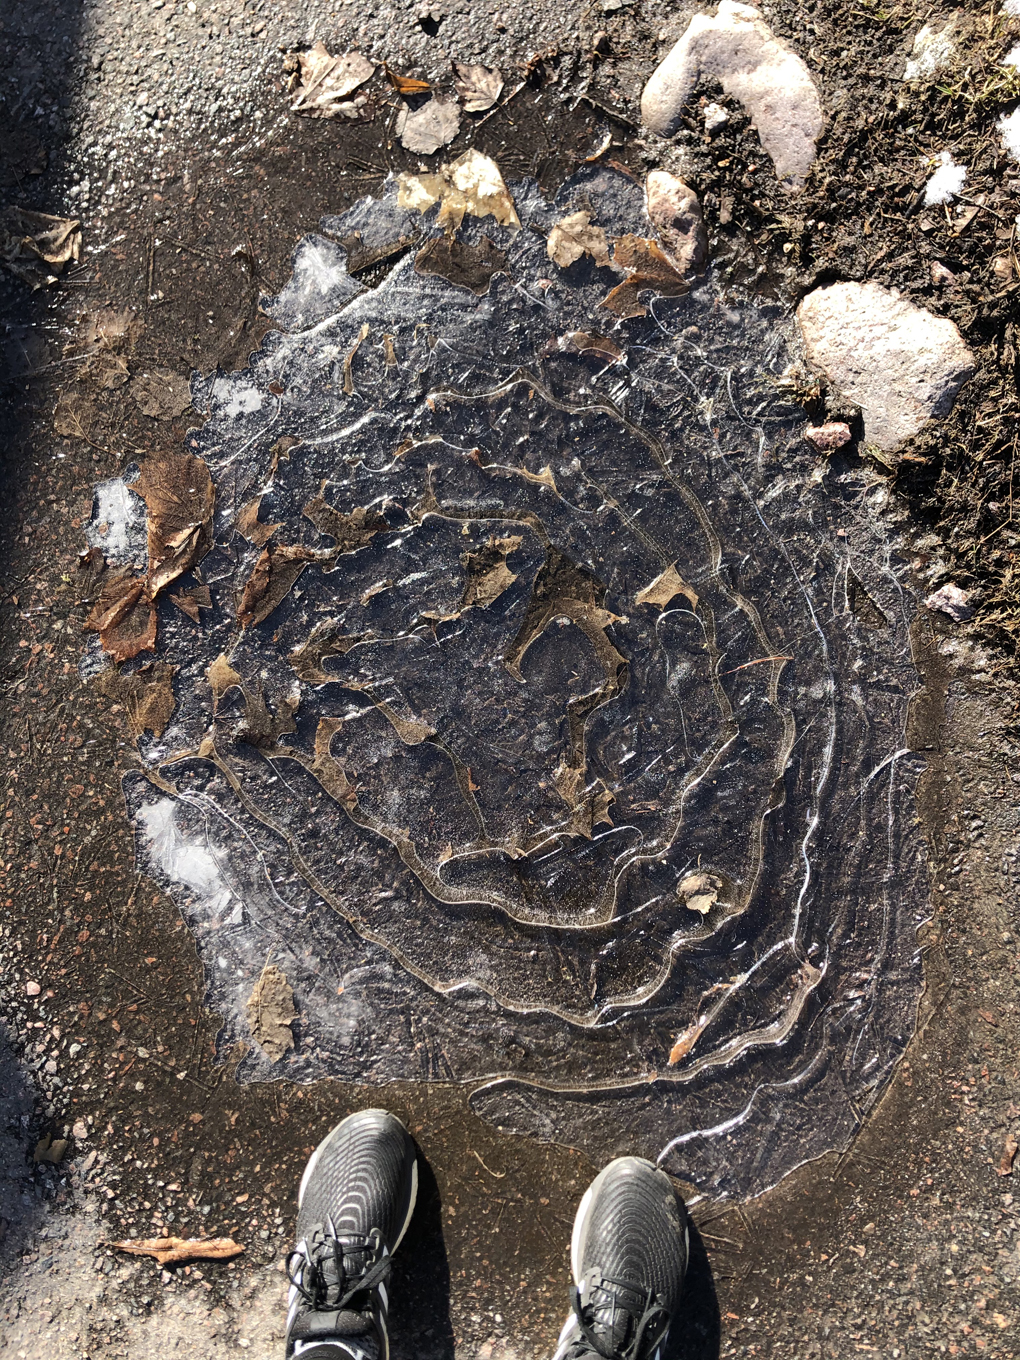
[645,170,706,274]
[796,281,976,454]
[640,1,823,191]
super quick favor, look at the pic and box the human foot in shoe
[285,1109,418,1360]
[552,1157,688,1360]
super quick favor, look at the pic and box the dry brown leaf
[668,1016,708,1065]
[207,653,242,708]
[134,452,215,598]
[288,44,375,117]
[396,96,461,156]
[678,871,722,916]
[53,392,93,438]
[132,368,192,419]
[461,535,522,609]
[383,63,430,94]
[92,353,131,390]
[237,542,316,628]
[236,496,283,547]
[33,1135,69,1164]
[170,583,212,623]
[237,684,299,749]
[452,61,504,112]
[290,624,366,683]
[998,1135,1019,1176]
[547,211,610,269]
[397,149,520,233]
[96,662,178,738]
[246,964,296,1061]
[106,1236,245,1266]
[414,235,508,295]
[635,563,699,611]
[84,567,157,663]
[602,235,689,318]
[77,307,144,355]
[302,497,388,553]
[1,208,81,287]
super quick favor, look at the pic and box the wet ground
[2,1,1020,1357]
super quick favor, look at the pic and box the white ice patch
[137,797,241,923]
[1000,107,1020,163]
[923,152,967,207]
[84,475,147,567]
[1003,42,1020,67]
[1004,0,1020,17]
[222,385,265,417]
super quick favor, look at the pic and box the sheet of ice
[97,169,929,1200]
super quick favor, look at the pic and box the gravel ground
[2,1,1020,1357]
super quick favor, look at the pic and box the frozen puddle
[86,165,928,1198]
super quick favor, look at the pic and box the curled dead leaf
[384,63,430,94]
[602,235,690,318]
[1,208,81,287]
[237,542,316,629]
[678,871,722,915]
[414,234,508,295]
[207,653,242,708]
[170,583,212,623]
[287,44,375,118]
[398,149,520,233]
[246,964,296,1062]
[452,61,504,112]
[668,1016,708,1065]
[96,662,178,738]
[547,211,610,269]
[134,452,215,598]
[105,1236,244,1266]
[84,566,157,663]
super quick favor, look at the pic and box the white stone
[902,21,958,82]
[925,583,974,623]
[703,101,729,131]
[645,170,707,274]
[796,282,976,454]
[640,1,823,191]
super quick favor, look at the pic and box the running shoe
[551,1156,689,1360]
[285,1108,418,1360]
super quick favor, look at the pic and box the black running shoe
[285,1109,418,1360]
[551,1157,689,1360]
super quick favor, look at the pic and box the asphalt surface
[2,2,1020,1357]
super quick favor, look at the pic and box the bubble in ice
[85,164,929,1199]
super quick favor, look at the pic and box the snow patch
[923,152,967,207]
[1000,107,1020,163]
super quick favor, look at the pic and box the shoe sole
[298,1108,419,1254]
[569,1156,690,1285]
